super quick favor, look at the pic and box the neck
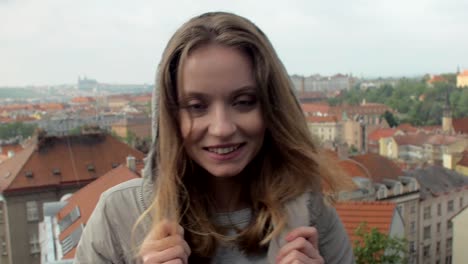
[209,175,249,212]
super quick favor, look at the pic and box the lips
[204,143,245,155]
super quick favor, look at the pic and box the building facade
[0,133,144,264]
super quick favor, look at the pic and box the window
[447,220,452,230]
[58,206,81,232]
[424,226,431,240]
[410,221,416,234]
[437,222,441,233]
[1,236,7,256]
[410,204,416,214]
[437,203,442,216]
[460,197,464,208]
[424,206,431,220]
[26,201,39,222]
[29,233,40,254]
[409,241,415,253]
[423,245,430,257]
[447,238,453,252]
[448,200,454,212]
[61,225,84,255]
[436,241,440,253]
[0,207,3,224]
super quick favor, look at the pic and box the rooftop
[349,153,403,182]
[57,165,139,259]
[0,133,144,193]
[335,201,397,244]
[406,166,468,199]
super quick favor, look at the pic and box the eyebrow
[181,85,258,99]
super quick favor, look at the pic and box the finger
[140,235,190,256]
[177,224,184,236]
[286,226,319,250]
[278,249,309,264]
[163,259,184,264]
[145,220,180,241]
[142,245,188,264]
[277,236,319,262]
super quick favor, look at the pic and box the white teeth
[208,145,240,154]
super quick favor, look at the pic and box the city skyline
[1,0,468,86]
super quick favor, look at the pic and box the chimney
[126,155,136,172]
[7,150,14,158]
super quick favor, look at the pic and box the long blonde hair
[143,11,342,260]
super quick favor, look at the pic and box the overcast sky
[1,0,468,86]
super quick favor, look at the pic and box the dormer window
[25,171,33,178]
[52,168,61,175]
[87,164,95,172]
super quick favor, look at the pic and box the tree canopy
[329,77,467,126]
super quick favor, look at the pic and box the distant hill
[0,88,43,99]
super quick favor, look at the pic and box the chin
[206,167,244,178]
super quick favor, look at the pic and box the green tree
[382,111,399,127]
[0,122,37,140]
[125,130,137,147]
[353,223,407,264]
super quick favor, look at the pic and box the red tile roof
[368,128,397,142]
[335,201,396,244]
[459,70,468,77]
[453,117,468,134]
[131,94,152,104]
[71,97,95,104]
[0,144,24,156]
[38,103,65,111]
[0,142,37,191]
[297,91,326,100]
[426,134,463,145]
[457,150,468,167]
[396,123,418,133]
[350,153,403,182]
[301,103,330,115]
[339,159,370,178]
[420,125,441,132]
[393,133,429,146]
[332,103,393,116]
[428,75,446,84]
[58,165,139,259]
[0,134,144,193]
[306,115,338,123]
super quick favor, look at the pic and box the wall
[452,207,468,263]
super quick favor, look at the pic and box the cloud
[1,0,468,85]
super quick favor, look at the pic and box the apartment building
[0,132,144,264]
[40,163,139,263]
[406,166,468,264]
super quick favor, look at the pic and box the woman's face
[178,44,265,178]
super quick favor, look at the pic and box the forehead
[179,44,255,96]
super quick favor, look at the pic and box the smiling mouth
[204,143,245,155]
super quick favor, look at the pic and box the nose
[208,104,236,138]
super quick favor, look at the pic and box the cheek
[179,113,192,140]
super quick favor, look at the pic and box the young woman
[75,12,354,264]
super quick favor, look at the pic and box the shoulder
[75,178,149,263]
[306,192,355,263]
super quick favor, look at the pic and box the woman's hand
[276,226,324,264]
[140,220,191,264]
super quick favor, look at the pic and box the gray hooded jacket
[74,81,354,263]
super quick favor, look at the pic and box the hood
[142,83,160,183]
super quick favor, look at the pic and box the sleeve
[74,195,122,264]
[316,203,355,264]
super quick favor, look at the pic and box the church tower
[442,88,453,134]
